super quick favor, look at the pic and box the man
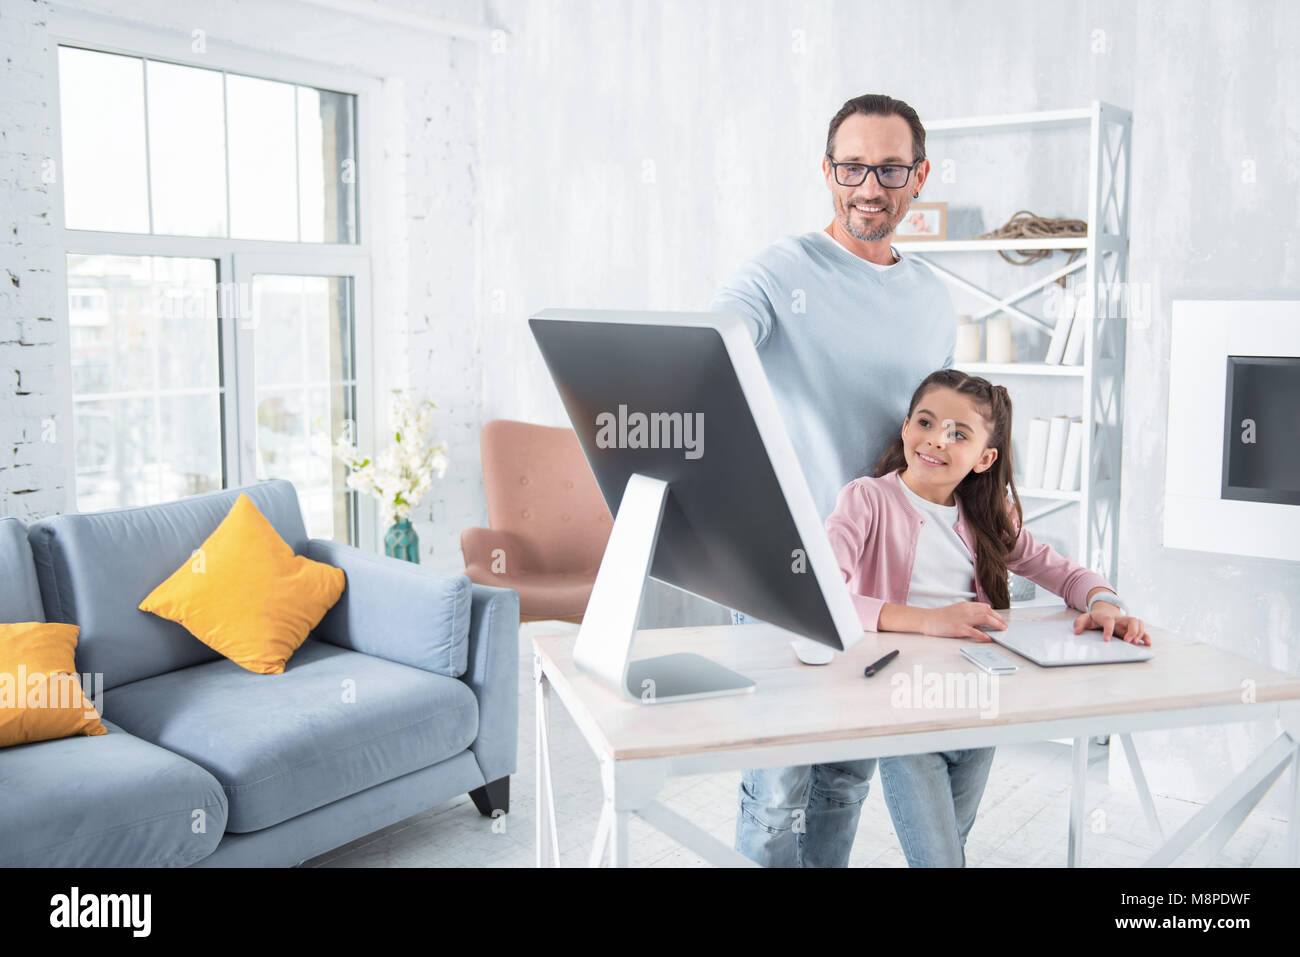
[709,93,958,868]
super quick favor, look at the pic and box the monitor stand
[572,472,756,704]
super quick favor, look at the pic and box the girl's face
[900,387,999,483]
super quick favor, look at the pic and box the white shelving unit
[895,102,1133,608]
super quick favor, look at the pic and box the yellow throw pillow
[1,622,107,749]
[139,493,346,674]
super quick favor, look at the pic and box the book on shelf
[1059,417,1084,491]
[1063,298,1087,365]
[1040,414,1072,489]
[1024,417,1050,488]
[1019,414,1083,493]
[1043,296,1077,365]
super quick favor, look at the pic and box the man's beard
[840,196,901,242]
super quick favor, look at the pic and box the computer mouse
[791,638,835,666]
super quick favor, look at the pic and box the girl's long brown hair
[871,369,1024,609]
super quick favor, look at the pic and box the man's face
[823,113,929,242]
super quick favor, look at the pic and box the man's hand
[923,602,1008,640]
[1073,602,1151,645]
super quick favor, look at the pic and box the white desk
[533,605,1300,867]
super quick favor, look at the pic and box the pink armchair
[460,420,613,623]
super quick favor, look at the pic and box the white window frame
[233,251,374,548]
[46,10,384,549]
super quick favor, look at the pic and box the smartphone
[961,644,1018,675]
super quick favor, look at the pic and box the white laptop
[979,619,1154,667]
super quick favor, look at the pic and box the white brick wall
[0,0,485,572]
[0,0,67,521]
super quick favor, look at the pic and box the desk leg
[611,810,630,867]
[1285,704,1300,867]
[534,656,561,867]
[1145,734,1295,867]
[1118,733,1164,842]
[1286,743,1300,867]
[600,759,634,867]
[1189,754,1290,866]
[1068,736,1088,867]
[596,759,673,867]
[588,803,612,867]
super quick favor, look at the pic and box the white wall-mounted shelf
[926,106,1095,135]
[955,361,1085,377]
[894,238,1088,253]
[1016,487,1084,501]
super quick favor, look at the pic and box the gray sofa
[0,479,519,867]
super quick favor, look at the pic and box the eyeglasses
[826,156,921,189]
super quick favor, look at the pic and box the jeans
[877,747,996,867]
[730,608,877,867]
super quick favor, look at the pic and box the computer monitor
[529,308,864,703]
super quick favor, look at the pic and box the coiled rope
[977,209,1087,269]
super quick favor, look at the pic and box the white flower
[332,389,448,528]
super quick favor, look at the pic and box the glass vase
[383,519,419,564]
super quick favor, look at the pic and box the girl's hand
[923,602,1008,640]
[1072,603,1152,645]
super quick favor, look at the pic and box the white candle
[985,315,1012,363]
[955,317,981,362]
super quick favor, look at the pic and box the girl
[824,368,1150,867]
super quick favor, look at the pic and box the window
[57,47,358,242]
[252,274,358,543]
[66,254,223,509]
[55,42,371,545]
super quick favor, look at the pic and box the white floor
[305,620,1294,868]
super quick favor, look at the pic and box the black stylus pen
[864,649,899,677]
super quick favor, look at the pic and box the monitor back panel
[530,317,841,646]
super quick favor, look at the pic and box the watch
[1087,591,1126,615]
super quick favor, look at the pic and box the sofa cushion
[104,639,479,833]
[0,517,44,623]
[139,494,345,674]
[0,621,107,748]
[27,480,309,691]
[0,718,228,867]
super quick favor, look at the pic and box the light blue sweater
[710,229,957,521]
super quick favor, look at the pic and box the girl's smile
[898,387,1000,505]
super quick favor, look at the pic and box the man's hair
[825,94,926,163]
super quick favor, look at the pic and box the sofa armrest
[303,538,472,678]
[462,583,520,784]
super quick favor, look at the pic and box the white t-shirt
[860,245,900,271]
[894,471,977,608]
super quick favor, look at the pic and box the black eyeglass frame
[825,155,923,189]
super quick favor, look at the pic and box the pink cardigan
[825,467,1114,632]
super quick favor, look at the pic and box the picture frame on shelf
[895,201,947,240]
